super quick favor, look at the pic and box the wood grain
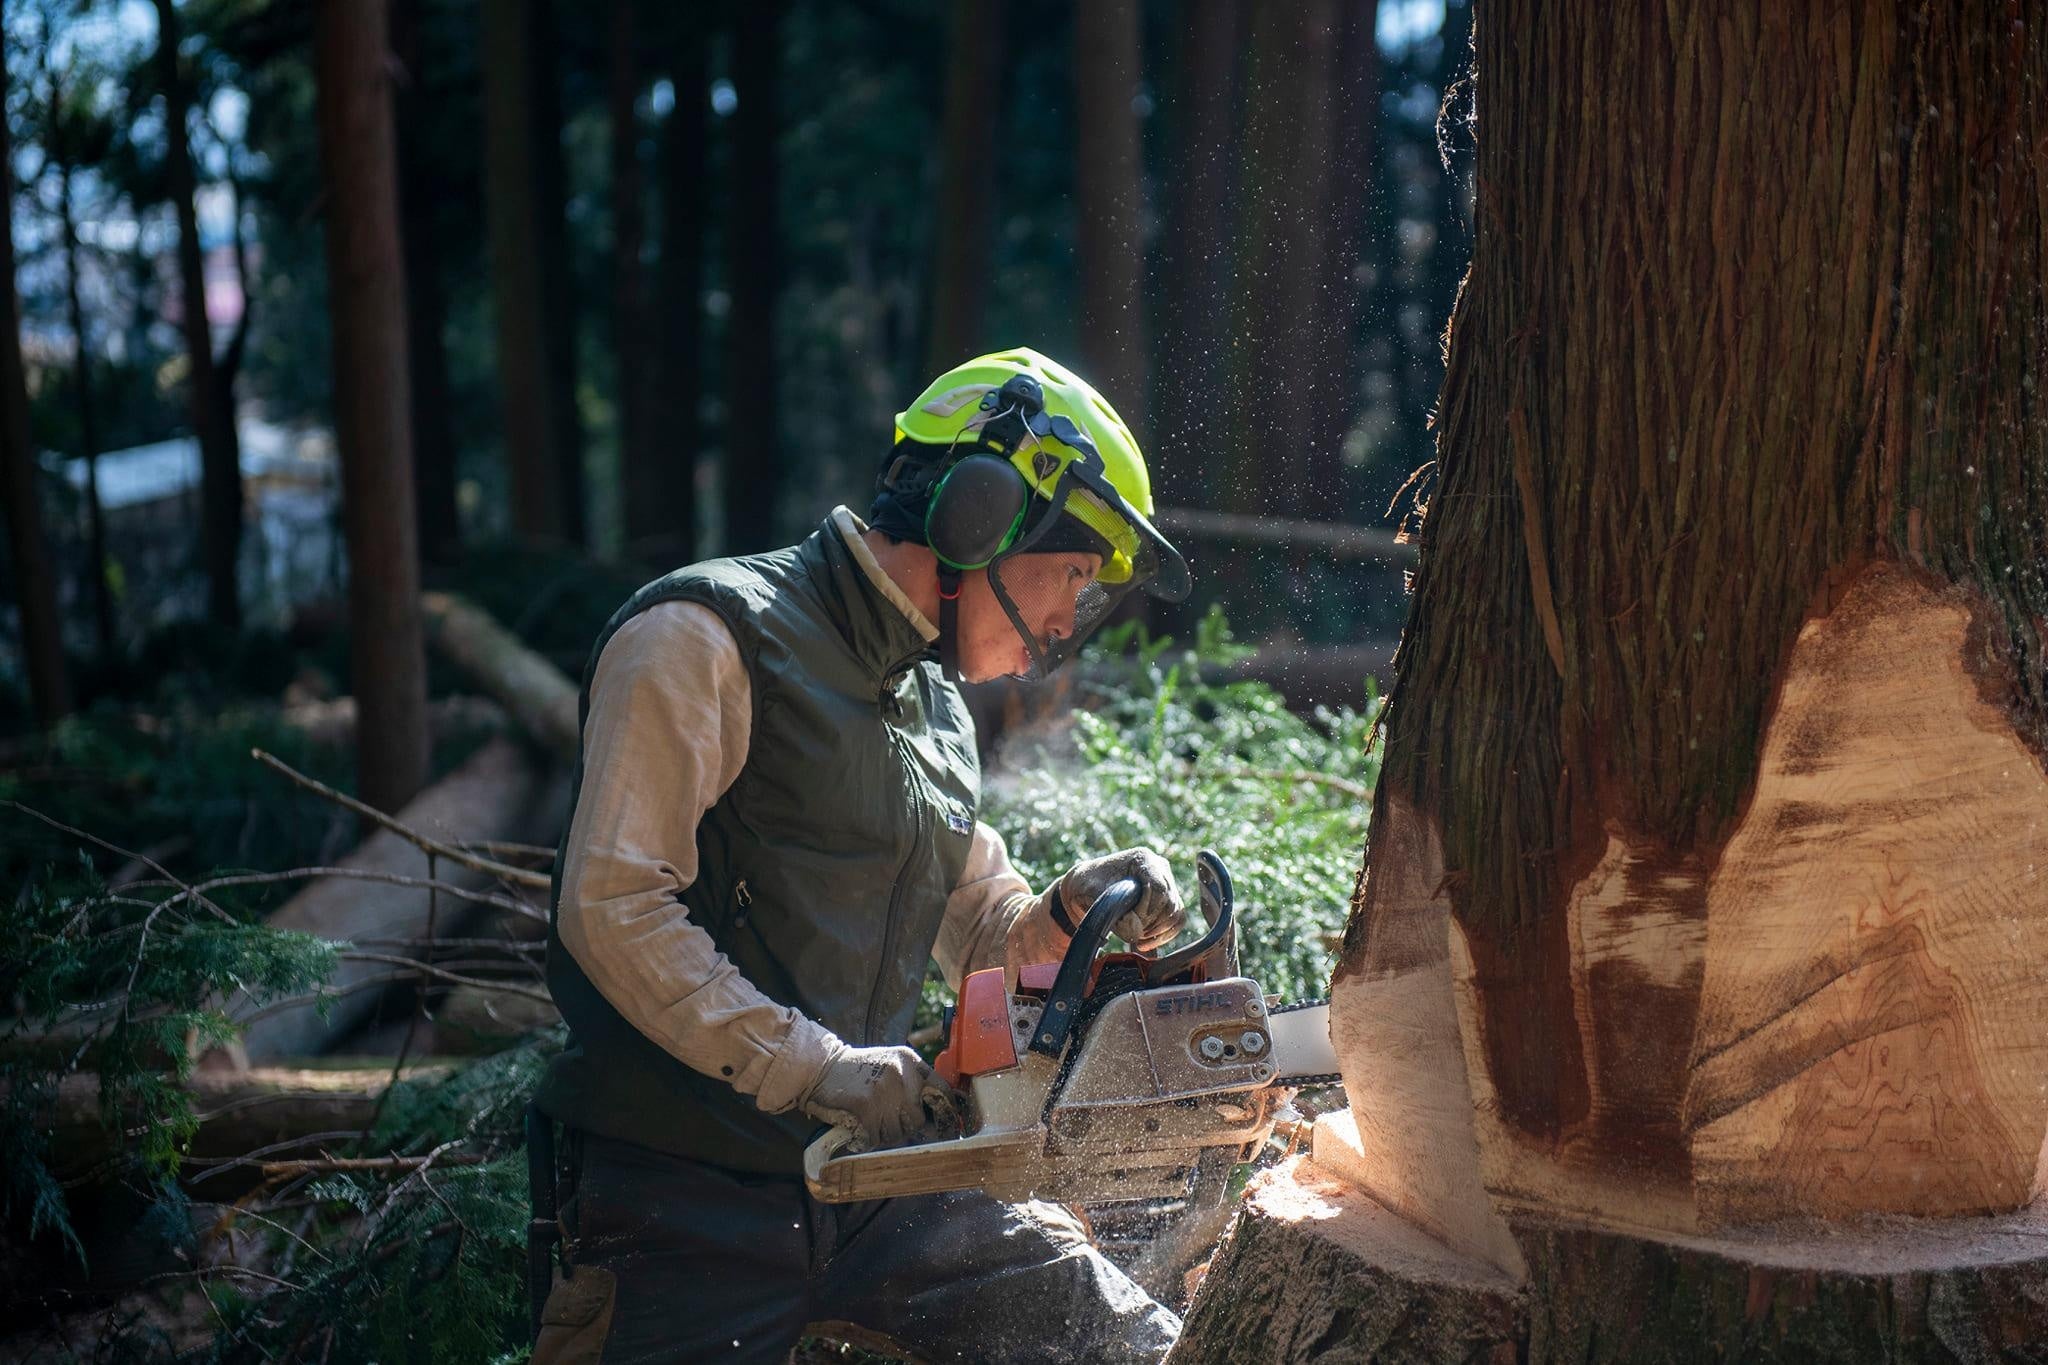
[1686,563,2048,1223]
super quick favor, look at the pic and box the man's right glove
[1046,847,1186,952]
[798,1041,960,1153]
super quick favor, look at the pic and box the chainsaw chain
[1267,998,1342,1087]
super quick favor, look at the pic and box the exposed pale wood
[1684,563,2048,1223]
[420,591,581,764]
[1326,792,1523,1275]
[239,737,552,1060]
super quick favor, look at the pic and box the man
[531,350,1196,1363]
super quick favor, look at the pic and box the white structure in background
[53,411,341,628]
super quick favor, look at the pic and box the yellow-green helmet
[889,348,1188,593]
[874,347,1190,678]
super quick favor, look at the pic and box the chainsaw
[803,850,1338,1207]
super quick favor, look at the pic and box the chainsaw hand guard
[1027,849,1237,1060]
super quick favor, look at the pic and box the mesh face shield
[985,463,1181,681]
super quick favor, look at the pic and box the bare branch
[249,749,551,890]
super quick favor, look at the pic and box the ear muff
[925,453,1030,570]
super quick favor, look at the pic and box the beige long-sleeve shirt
[554,508,1071,1116]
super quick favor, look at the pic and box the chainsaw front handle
[1027,878,1142,1058]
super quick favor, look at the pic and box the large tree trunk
[922,0,1004,374]
[392,0,462,566]
[643,7,706,568]
[481,0,572,544]
[530,0,586,550]
[1174,2,2048,1358]
[57,163,114,661]
[1071,0,1148,431]
[0,48,69,725]
[609,0,656,560]
[1155,0,1239,508]
[1305,1,1380,494]
[722,0,782,556]
[315,0,430,818]
[155,0,241,629]
[1223,1,1340,523]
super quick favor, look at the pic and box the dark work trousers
[532,1131,1181,1365]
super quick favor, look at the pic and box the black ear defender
[922,374,1050,570]
[925,453,1030,570]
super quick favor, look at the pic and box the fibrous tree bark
[314,0,429,818]
[155,0,242,629]
[1072,0,1148,431]
[0,45,70,725]
[923,0,1005,374]
[1174,3,2048,1359]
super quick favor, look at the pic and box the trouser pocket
[532,1267,617,1365]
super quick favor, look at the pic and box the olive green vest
[535,515,981,1172]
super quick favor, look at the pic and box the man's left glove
[1046,848,1185,952]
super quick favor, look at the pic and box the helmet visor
[986,471,1141,680]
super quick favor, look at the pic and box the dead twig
[250,749,551,891]
[332,952,553,1005]
[258,1151,488,1180]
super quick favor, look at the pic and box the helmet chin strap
[937,565,963,682]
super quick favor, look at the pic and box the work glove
[799,1041,962,1154]
[1050,847,1186,952]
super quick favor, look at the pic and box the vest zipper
[866,668,927,1044]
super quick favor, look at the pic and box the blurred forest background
[1,0,1472,745]
[0,1,1474,1356]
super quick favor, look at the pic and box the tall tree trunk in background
[1222,0,1339,523]
[1171,4,2048,1358]
[155,0,241,628]
[0,53,70,724]
[646,8,705,567]
[1071,0,1147,432]
[392,0,462,566]
[923,0,1004,374]
[1156,0,1238,507]
[315,0,429,815]
[530,0,585,549]
[609,0,655,560]
[481,0,564,542]
[1305,0,1380,496]
[57,163,114,661]
[723,0,781,556]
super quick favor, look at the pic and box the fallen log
[238,736,553,1060]
[279,694,508,750]
[45,1063,452,1176]
[421,592,580,764]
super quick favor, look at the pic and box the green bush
[960,607,1383,1013]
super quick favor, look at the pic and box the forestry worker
[529,349,1195,1363]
